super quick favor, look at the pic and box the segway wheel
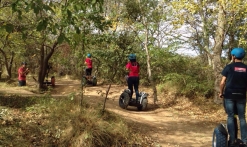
[81,76,87,87]
[212,127,228,147]
[119,92,130,109]
[137,98,148,111]
[92,77,97,86]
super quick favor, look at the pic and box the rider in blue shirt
[219,47,247,146]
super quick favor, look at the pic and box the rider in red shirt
[126,53,140,103]
[84,53,92,80]
[18,62,29,86]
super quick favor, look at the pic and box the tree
[212,3,226,103]
[123,0,172,104]
[11,0,107,89]
[0,1,26,79]
[170,0,247,101]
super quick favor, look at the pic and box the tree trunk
[38,42,58,89]
[144,26,158,104]
[201,9,212,67]
[213,4,225,103]
[0,49,14,79]
[6,51,14,79]
[0,63,2,79]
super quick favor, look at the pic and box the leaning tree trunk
[6,51,15,79]
[0,62,2,79]
[0,49,14,79]
[38,42,58,89]
[213,4,226,103]
[0,34,13,79]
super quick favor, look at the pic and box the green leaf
[43,5,55,13]
[67,10,72,19]
[33,6,40,14]
[75,27,80,34]
[36,19,48,31]
[17,10,22,16]
[22,33,27,40]
[36,21,44,31]
[64,36,70,44]
[43,19,48,28]
[57,34,65,44]
[11,2,17,12]
[73,5,78,12]
[5,24,14,33]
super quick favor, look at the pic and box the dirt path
[83,85,216,147]
[0,77,221,147]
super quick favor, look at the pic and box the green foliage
[149,49,214,98]
[161,72,214,98]
[2,0,245,99]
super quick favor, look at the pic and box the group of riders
[18,53,140,104]
[84,48,247,146]
[17,47,247,146]
[84,53,140,103]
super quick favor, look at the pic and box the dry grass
[0,94,156,147]
[157,89,226,124]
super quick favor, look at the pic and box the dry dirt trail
[0,77,221,147]
[82,85,216,147]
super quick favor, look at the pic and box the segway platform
[212,99,245,147]
[119,89,148,111]
[81,75,97,86]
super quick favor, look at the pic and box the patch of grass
[0,94,155,147]
[0,95,38,108]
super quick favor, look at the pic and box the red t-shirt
[85,57,92,68]
[18,67,27,80]
[126,62,139,77]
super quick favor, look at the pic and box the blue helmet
[128,53,136,60]
[231,48,245,59]
[22,62,27,65]
[87,53,91,58]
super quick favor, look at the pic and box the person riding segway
[85,53,93,80]
[213,47,247,147]
[118,53,148,111]
[126,53,140,103]
[81,53,97,86]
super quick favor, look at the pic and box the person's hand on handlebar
[219,93,224,98]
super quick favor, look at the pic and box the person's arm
[219,76,226,98]
[18,68,25,76]
[21,69,29,75]
[126,62,130,71]
[25,68,29,75]
[84,58,88,66]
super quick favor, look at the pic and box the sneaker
[241,143,247,147]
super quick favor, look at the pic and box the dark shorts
[18,80,26,86]
[85,68,92,76]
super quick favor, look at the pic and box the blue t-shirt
[221,62,247,99]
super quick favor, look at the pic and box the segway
[212,98,244,147]
[119,89,148,111]
[81,75,97,86]
[81,67,97,87]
